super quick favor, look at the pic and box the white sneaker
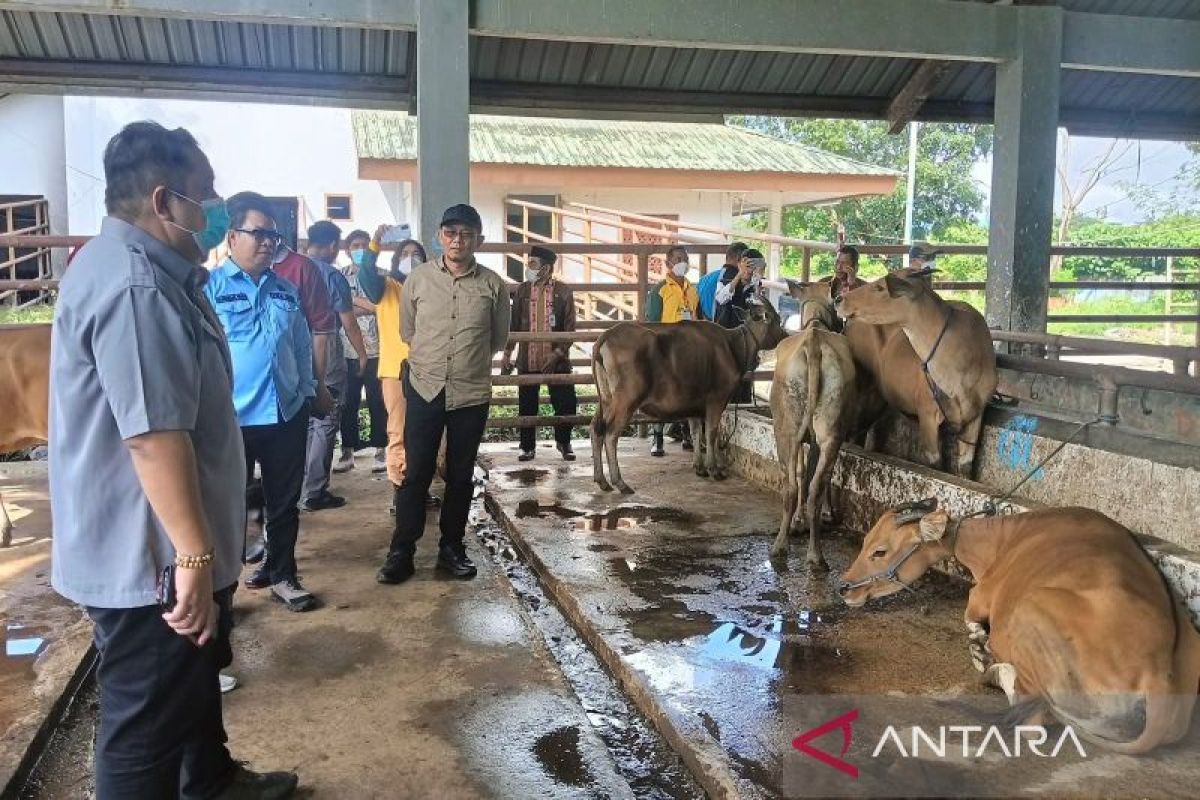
[372,448,387,474]
[219,673,238,694]
[333,449,355,473]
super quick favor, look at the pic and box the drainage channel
[469,499,706,800]
[9,662,97,799]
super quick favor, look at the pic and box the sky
[56,96,1200,230]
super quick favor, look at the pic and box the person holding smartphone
[49,122,297,798]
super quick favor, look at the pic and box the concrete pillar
[766,194,783,280]
[416,0,470,245]
[985,6,1062,334]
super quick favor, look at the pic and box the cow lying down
[839,501,1200,754]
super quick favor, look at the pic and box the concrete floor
[484,439,1200,800]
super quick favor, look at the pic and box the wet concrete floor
[484,439,1200,799]
[0,464,92,795]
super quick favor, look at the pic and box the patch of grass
[0,304,54,325]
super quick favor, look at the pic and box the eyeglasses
[441,228,477,242]
[233,228,283,245]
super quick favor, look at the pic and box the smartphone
[379,224,412,245]
[156,565,177,611]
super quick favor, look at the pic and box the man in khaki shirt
[377,204,510,584]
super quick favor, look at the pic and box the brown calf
[770,281,857,568]
[836,271,997,477]
[0,325,51,547]
[840,502,1200,754]
[590,301,787,494]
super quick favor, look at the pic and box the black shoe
[270,578,319,613]
[214,762,298,799]
[681,436,695,452]
[558,443,576,462]
[244,565,271,590]
[244,537,265,565]
[302,491,346,512]
[518,449,535,462]
[436,544,477,579]
[650,434,665,458]
[377,550,415,584]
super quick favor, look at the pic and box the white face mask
[397,256,415,276]
[525,267,540,282]
[672,263,688,278]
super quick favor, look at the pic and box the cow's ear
[884,272,917,298]
[918,509,950,542]
[785,278,806,299]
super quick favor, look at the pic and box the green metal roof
[352,112,897,176]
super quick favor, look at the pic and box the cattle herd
[1,266,1197,754]
[590,268,1199,755]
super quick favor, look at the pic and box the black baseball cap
[529,245,557,265]
[440,203,483,232]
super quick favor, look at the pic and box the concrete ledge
[721,409,1200,627]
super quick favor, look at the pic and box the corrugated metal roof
[353,112,899,175]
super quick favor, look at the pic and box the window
[325,194,353,220]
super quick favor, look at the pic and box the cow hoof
[694,466,709,477]
[711,470,728,481]
[596,481,614,493]
[0,527,10,548]
[969,642,993,673]
[617,484,635,495]
[807,555,829,572]
[769,543,788,560]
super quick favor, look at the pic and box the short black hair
[391,238,428,266]
[308,220,342,246]
[665,245,689,260]
[726,241,749,260]
[744,248,765,260]
[345,229,370,248]
[225,191,276,230]
[103,121,205,218]
[837,244,860,267]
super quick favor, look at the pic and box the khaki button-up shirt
[401,256,511,410]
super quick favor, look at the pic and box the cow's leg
[983,662,1020,704]
[966,621,994,673]
[804,439,838,571]
[771,434,799,558]
[604,402,637,495]
[689,418,706,476]
[0,492,11,548]
[591,416,612,492]
[917,407,942,469]
[704,403,726,480]
[955,415,984,479]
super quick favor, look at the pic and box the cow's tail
[592,344,610,437]
[799,332,821,447]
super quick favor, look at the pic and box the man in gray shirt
[376,204,510,585]
[50,121,297,799]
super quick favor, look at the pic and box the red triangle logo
[791,708,859,779]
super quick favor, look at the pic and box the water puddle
[514,501,700,533]
[1,621,52,735]
[501,468,550,487]
[532,725,594,788]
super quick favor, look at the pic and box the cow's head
[740,297,789,351]
[785,278,840,332]
[834,267,936,325]
[838,498,952,607]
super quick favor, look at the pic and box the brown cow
[770,281,856,568]
[836,270,997,477]
[591,300,787,494]
[840,501,1200,754]
[0,325,51,547]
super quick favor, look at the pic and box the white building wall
[0,94,69,271]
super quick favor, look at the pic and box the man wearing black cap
[906,242,941,272]
[377,204,510,585]
[502,245,578,462]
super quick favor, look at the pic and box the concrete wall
[0,94,69,272]
[721,409,1200,625]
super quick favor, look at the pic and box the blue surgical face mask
[167,190,230,253]
[351,249,368,267]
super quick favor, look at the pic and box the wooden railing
[0,199,52,308]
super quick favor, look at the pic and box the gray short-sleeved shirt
[50,217,246,608]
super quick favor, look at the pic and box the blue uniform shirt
[205,259,316,426]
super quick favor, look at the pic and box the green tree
[727,117,993,276]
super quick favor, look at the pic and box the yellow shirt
[659,278,700,324]
[376,276,410,379]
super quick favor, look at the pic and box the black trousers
[517,373,577,451]
[88,585,236,800]
[242,409,308,584]
[390,371,489,555]
[339,357,387,450]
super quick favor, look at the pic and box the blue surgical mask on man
[350,249,368,267]
[167,190,230,253]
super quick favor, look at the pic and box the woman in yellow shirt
[644,245,703,455]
